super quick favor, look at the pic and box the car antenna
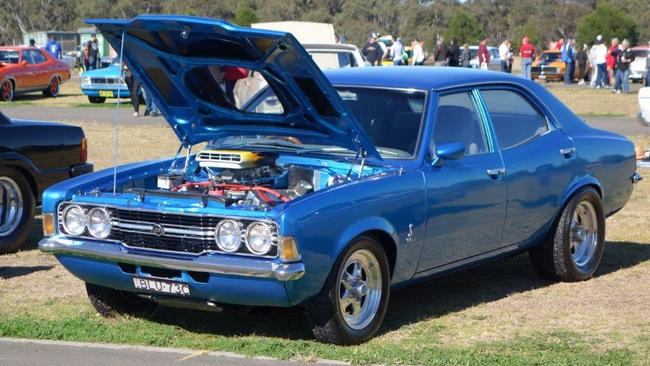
[113,31,126,196]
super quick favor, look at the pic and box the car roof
[324,66,523,91]
[631,45,649,50]
[304,43,358,51]
[0,46,31,51]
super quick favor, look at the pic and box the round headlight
[245,222,274,255]
[215,220,241,252]
[87,207,111,239]
[62,205,86,236]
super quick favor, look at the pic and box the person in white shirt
[390,36,404,65]
[411,39,425,65]
[593,35,608,88]
[589,44,598,87]
[498,39,509,72]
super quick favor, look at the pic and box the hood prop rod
[112,31,126,196]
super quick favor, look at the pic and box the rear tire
[529,187,605,282]
[0,167,34,254]
[305,235,390,344]
[86,283,158,318]
[88,96,106,104]
[1,80,14,102]
[42,77,60,97]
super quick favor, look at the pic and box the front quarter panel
[281,169,427,305]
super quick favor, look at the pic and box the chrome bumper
[39,236,305,281]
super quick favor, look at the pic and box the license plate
[539,74,546,80]
[99,90,114,97]
[132,277,190,296]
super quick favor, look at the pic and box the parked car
[639,87,650,127]
[465,46,502,71]
[0,46,71,102]
[629,45,648,83]
[40,16,639,345]
[0,110,92,253]
[304,43,368,69]
[79,58,129,103]
[531,50,586,82]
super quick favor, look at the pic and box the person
[411,39,425,65]
[498,39,509,72]
[87,39,98,71]
[646,40,650,87]
[362,34,383,66]
[224,66,248,102]
[433,37,448,66]
[45,36,62,59]
[614,39,634,94]
[461,44,471,67]
[607,38,619,87]
[507,41,514,73]
[589,43,598,87]
[123,64,142,117]
[447,38,460,67]
[91,35,101,69]
[555,38,565,51]
[593,35,608,88]
[389,36,404,66]
[82,42,91,71]
[519,36,535,79]
[142,88,160,117]
[29,39,36,47]
[576,44,588,85]
[562,38,576,84]
[478,38,490,70]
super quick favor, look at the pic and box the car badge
[152,224,165,237]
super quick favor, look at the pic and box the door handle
[486,168,506,177]
[560,147,576,157]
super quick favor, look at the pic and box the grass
[0,72,649,364]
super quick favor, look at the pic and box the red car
[0,46,71,102]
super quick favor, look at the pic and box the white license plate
[539,74,546,79]
[132,277,190,296]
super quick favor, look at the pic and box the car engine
[154,147,344,209]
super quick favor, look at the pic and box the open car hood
[89,15,380,159]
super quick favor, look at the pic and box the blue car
[79,58,129,103]
[39,16,641,344]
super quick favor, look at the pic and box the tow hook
[631,172,643,184]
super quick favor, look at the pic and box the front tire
[88,96,106,104]
[86,283,158,318]
[529,187,605,281]
[0,168,34,254]
[1,80,14,102]
[306,236,390,344]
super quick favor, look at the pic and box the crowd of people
[360,32,650,94]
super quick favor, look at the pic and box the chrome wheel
[0,177,24,237]
[338,249,382,330]
[569,200,599,269]
[1,81,13,101]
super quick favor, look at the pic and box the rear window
[0,50,20,64]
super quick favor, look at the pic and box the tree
[443,9,483,45]
[577,4,638,46]
[233,2,258,26]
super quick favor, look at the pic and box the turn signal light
[42,213,56,236]
[80,137,88,163]
[279,236,301,262]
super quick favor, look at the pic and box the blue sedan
[79,58,129,103]
[39,16,640,344]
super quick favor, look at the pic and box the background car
[79,57,129,103]
[465,46,502,70]
[304,43,368,69]
[0,110,92,253]
[629,45,648,83]
[531,50,587,82]
[0,46,71,102]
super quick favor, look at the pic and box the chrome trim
[87,207,112,239]
[215,219,242,253]
[39,236,305,281]
[61,205,87,236]
[244,222,273,255]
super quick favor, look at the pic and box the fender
[559,174,602,208]
[0,151,41,197]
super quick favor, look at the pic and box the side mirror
[432,142,465,167]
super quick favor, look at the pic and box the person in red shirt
[224,66,249,103]
[606,38,619,87]
[519,36,536,79]
[478,38,490,69]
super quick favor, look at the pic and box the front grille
[532,66,558,74]
[90,77,118,84]
[196,152,242,162]
[57,203,278,257]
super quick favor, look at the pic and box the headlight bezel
[61,204,87,236]
[215,219,243,253]
[245,222,274,256]
[86,207,112,239]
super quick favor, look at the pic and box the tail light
[80,137,88,163]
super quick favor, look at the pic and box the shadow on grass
[128,240,650,341]
[0,265,54,280]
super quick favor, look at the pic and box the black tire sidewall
[556,188,605,280]
[309,235,390,344]
[0,167,35,254]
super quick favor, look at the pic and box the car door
[16,50,37,90]
[418,90,507,272]
[478,88,577,246]
[27,49,50,88]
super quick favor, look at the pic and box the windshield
[240,86,426,159]
[632,49,648,58]
[0,50,20,64]
[540,53,561,61]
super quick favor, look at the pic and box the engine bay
[153,147,351,209]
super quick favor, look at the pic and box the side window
[22,51,35,64]
[481,90,549,149]
[432,92,488,157]
[29,50,47,64]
